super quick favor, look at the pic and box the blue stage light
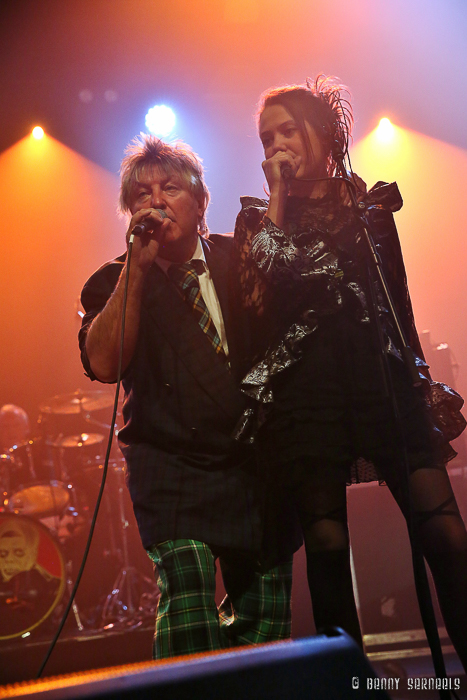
[145,105,176,137]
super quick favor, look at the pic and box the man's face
[0,533,30,582]
[130,167,203,262]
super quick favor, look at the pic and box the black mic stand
[331,144,454,700]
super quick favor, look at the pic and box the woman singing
[233,75,467,668]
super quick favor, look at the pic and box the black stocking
[289,461,363,648]
[305,547,363,648]
[388,467,467,673]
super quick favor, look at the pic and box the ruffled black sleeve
[233,196,272,317]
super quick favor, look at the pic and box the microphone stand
[331,144,452,699]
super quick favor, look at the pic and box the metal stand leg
[66,561,84,632]
[100,466,159,630]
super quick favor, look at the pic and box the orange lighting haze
[350,126,467,400]
[0,135,124,416]
[1,124,467,433]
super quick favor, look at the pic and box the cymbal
[53,433,104,448]
[40,390,115,415]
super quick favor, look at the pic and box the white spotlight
[376,117,395,143]
[145,105,176,137]
[32,126,45,139]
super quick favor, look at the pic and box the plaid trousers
[147,539,293,659]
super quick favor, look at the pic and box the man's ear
[197,198,205,221]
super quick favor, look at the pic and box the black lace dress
[233,182,465,485]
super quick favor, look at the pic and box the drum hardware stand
[0,454,11,510]
[82,412,123,464]
[82,411,110,432]
[100,465,159,630]
[81,410,121,443]
[65,560,85,632]
[98,486,118,563]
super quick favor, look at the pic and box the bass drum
[0,513,66,640]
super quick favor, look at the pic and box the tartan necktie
[168,260,226,360]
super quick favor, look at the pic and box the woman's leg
[289,460,363,647]
[388,467,467,672]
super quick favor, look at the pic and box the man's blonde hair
[119,134,210,235]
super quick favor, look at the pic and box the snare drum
[0,513,66,639]
[8,480,70,518]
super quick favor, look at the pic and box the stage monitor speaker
[2,630,390,699]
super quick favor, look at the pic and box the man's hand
[85,208,170,383]
[126,208,171,273]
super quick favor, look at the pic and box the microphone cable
[36,236,136,678]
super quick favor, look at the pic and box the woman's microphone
[280,163,294,180]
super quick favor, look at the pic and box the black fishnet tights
[386,467,467,672]
[289,461,467,671]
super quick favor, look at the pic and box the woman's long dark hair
[256,75,353,178]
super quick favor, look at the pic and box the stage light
[145,105,176,137]
[32,126,44,140]
[376,117,395,143]
[79,89,93,103]
[104,89,118,103]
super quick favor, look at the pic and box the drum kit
[0,390,159,642]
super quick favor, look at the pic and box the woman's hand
[262,152,301,194]
[263,153,301,229]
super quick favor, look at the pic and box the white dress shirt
[155,236,229,356]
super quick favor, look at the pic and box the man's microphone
[132,210,168,235]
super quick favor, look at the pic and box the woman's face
[259,103,327,181]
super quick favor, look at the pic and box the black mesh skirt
[257,311,443,485]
